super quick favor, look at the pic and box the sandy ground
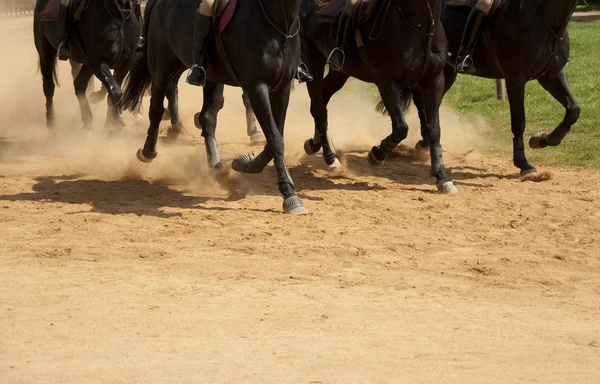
[1,16,600,384]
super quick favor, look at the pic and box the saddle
[214,0,237,33]
[40,0,87,23]
[316,0,380,26]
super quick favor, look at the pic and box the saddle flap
[215,0,237,33]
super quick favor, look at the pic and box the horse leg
[505,75,537,177]
[104,62,134,131]
[305,64,347,172]
[166,74,184,135]
[368,79,410,166]
[137,78,169,162]
[414,66,458,153]
[419,75,457,194]
[195,80,225,171]
[73,65,94,130]
[242,91,266,145]
[529,70,580,149]
[232,83,306,214]
[39,38,56,129]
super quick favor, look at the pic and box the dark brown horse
[121,0,307,214]
[34,0,142,130]
[412,0,580,179]
[299,0,457,193]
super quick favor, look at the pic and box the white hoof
[437,181,458,194]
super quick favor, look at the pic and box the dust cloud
[0,15,486,190]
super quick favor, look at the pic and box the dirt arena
[1,16,599,383]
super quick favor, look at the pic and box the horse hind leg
[305,64,347,173]
[505,75,543,180]
[368,78,411,166]
[418,76,456,194]
[530,70,580,149]
[137,79,169,162]
[39,38,57,129]
[73,65,94,130]
[165,75,184,137]
[193,80,225,171]
[242,91,266,146]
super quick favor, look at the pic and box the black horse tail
[120,47,151,111]
[375,88,413,116]
[37,57,60,88]
[120,0,159,111]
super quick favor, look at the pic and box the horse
[411,0,580,179]
[34,0,142,130]
[298,0,457,193]
[121,0,307,214]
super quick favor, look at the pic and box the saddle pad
[215,0,237,33]
[40,0,86,23]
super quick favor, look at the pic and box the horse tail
[120,0,158,111]
[120,48,151,111]
[375,88,413,116]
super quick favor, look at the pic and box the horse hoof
[529,133,548,149]
[194,112,202,129]
[304,139,321,155]
[136,148,156,163]
[283,196,308,215]
[368,147,385,167]
[231,152,256,173]
[437,181,458,194]
[249,132,266,146]
[327,158,342,175]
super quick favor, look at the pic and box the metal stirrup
[327,48,345,69]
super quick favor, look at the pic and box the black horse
[299,0,457,194]
[121,0,307,214]
[412,0,580,179]
[34,0,141,130]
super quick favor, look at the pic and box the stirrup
[296,63,313,83]
[456,55,476,74]
[57,41,70,61]
[326,48,345,71]
[186,65,206,87]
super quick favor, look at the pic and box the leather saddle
[40,0,87,23]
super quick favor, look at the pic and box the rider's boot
[296,63,314,83]
[456,7,486,75]
[57,1,72,61]
[326,10,352,71]
[186,11,213,87]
